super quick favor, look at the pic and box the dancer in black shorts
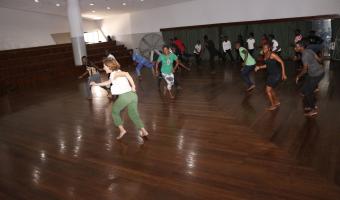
[255,44,287,110]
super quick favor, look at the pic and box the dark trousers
[301,73,324,109]
[209,52,217,71]
[224,50,234,62]
[235,49,241,61]
[241,65,255,87]
[194,53,201,66]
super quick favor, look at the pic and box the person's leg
[301,76,315,114]
[227,50,234,62]
[135,63,143,77]
[222,51,227,62]
[195,54,199,66]
[309,73,324,110]
[271,89,280,106]
[85,77,92,99]
[86,75,100,99]
[209,54,216,73]
[241,65,255,89]
[112,93,131,139]
[126,92,148,136]
[266,86,276,110]
[163,73,175,99]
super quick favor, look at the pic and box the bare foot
[275,102,281,107]
[141,128,149,137]
[116,131,127,140]
[267,105,278,111]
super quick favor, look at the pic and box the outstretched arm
[255,64,267,72]
[78,71,88,79]
[91,80,111,87]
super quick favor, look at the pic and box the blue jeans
[301,73,324,109]
[241,65,255,87]
[136,61,153,76]
[86,73,101,98]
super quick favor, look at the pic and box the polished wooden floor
[1,60,340,199]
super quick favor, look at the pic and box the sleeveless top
[109,70,132,95]
[264,53,280,76]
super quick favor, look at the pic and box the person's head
[295,40,307,53]
[224,36,229,41]
[197,40,201,44]
[262,43,272,54]
[162,45,170,55]
[249,32,254,37]
[174,37,178,40]
[269,34,275,39]
[81,56,88,64]
[128,49,133,56]
[103,58,120,74]
[295,29,301,35]
[235,41,241,49]
[204,35,208,41]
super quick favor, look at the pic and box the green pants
[112,91,144,129]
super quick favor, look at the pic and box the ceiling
[0,0,194,20]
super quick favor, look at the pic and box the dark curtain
[331,19,340,60]
[161,20,312,59]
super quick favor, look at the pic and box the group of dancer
[234,30,324,116]
[78,43,192,140]
[78,29,325,140]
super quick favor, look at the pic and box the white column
[67,0,86,66]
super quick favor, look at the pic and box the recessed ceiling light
[91,10,96,13]
[56,3,60,7]
[140,0,144,2]
[90,3,94,6]
[34,0,39,3]
[106,7,111,10]
[122,2,127,6]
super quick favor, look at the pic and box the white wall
[0,7,99,50]
[129,0,340,33]
[101,0,340,49]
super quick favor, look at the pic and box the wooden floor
[1,60,340,199]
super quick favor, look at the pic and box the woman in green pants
[91,58,149,140]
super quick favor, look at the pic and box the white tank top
[110,70,132,95]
